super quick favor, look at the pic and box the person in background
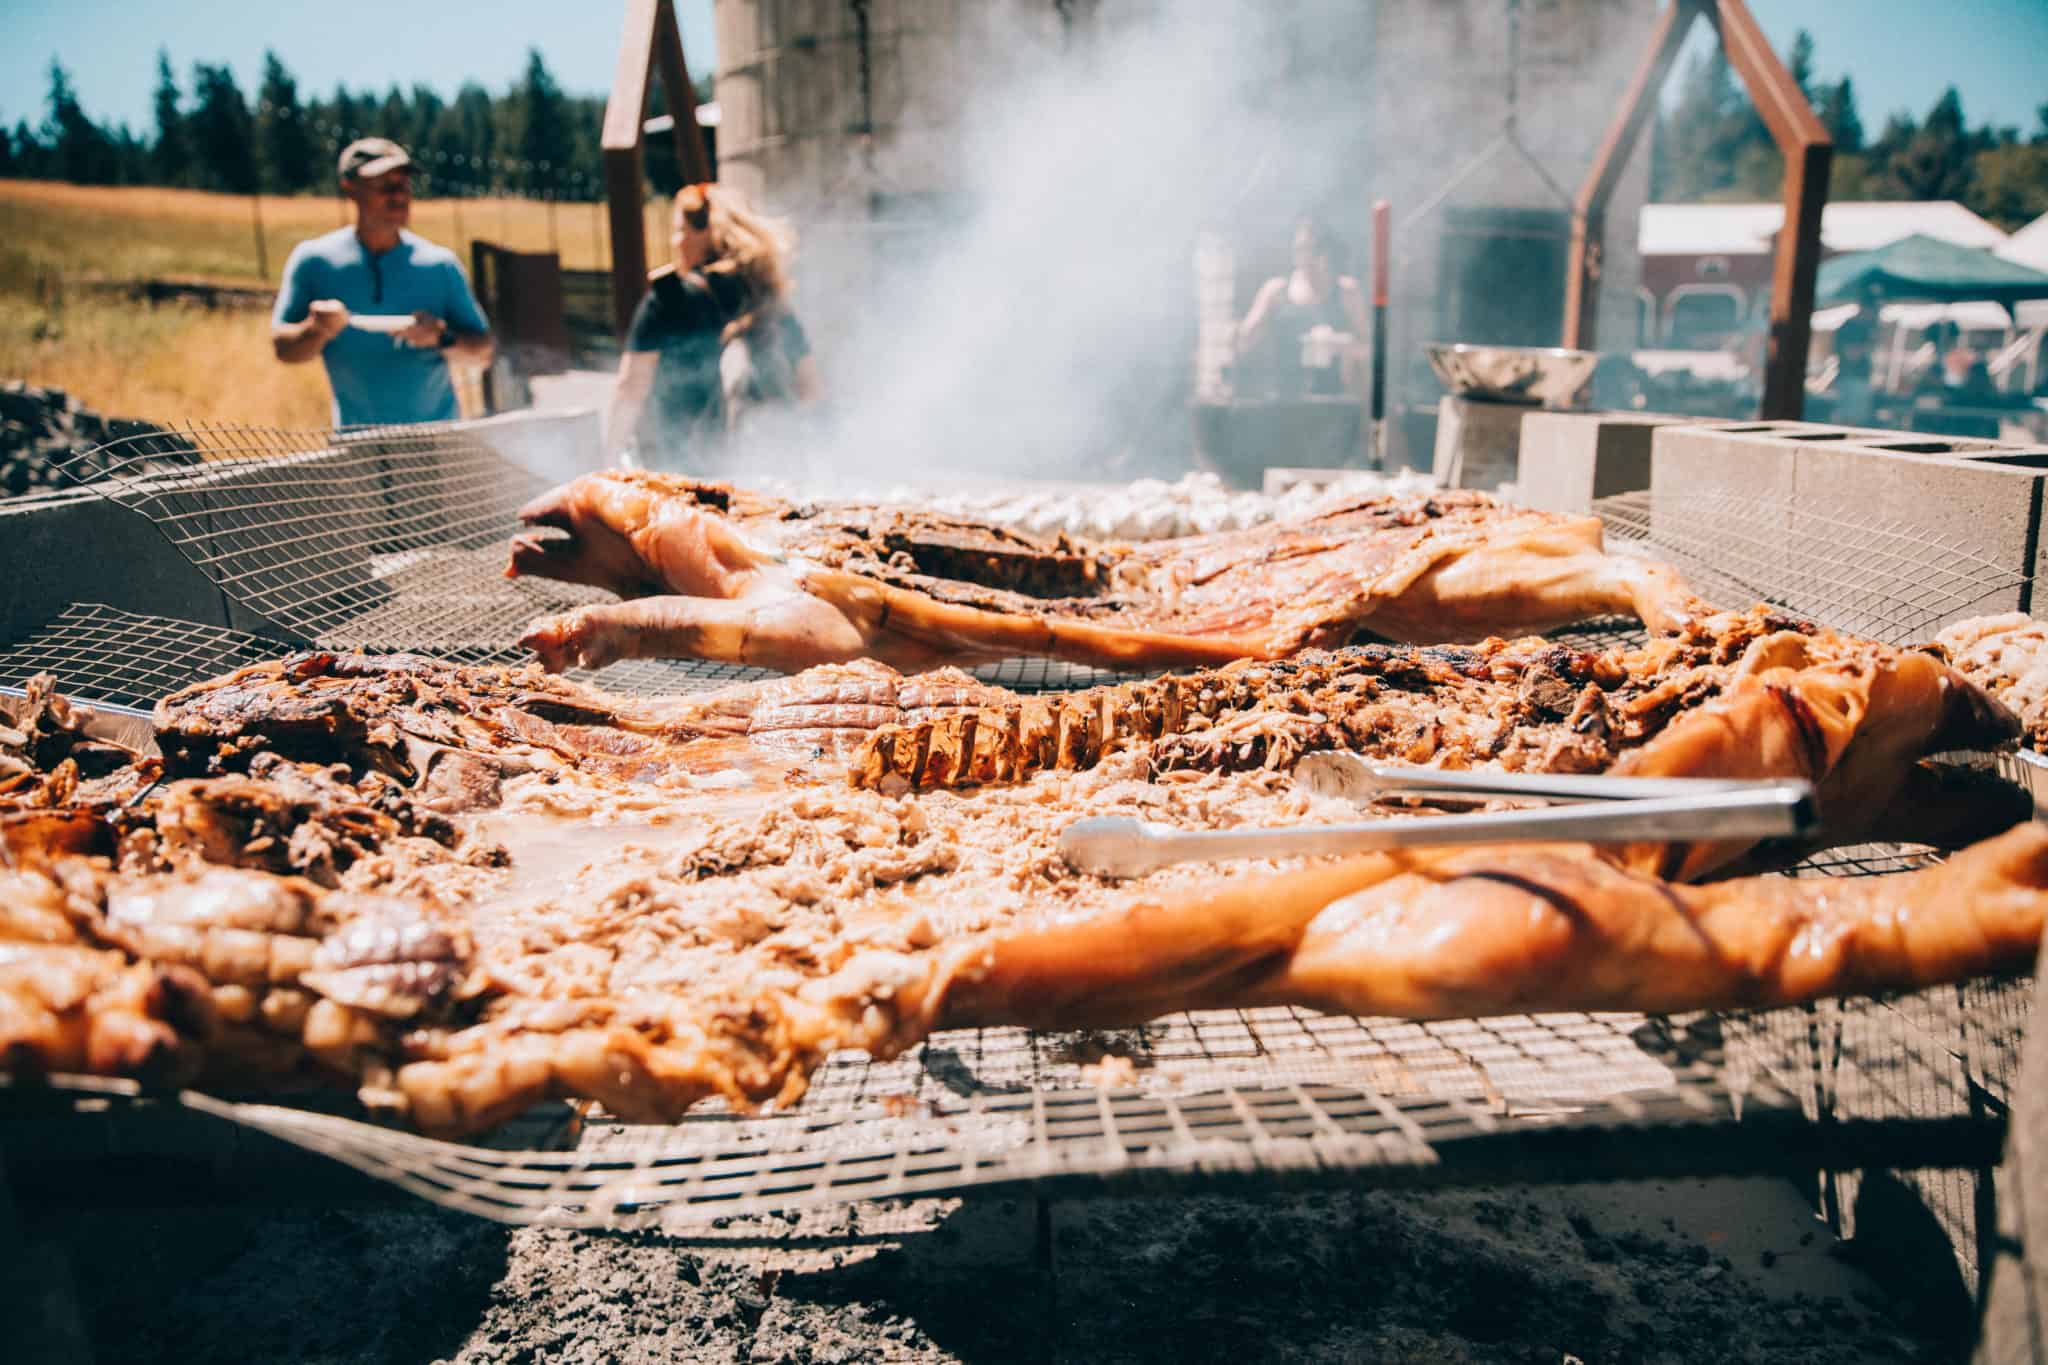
[1828,311,1880,426]
[1234,217,1370,396]
[605,182,824,465]
[271,138,494,426]
[1915,320,1997,403]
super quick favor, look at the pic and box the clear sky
[3,1,2043,142]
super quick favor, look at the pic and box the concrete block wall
[1516,411,1685,514]
[1649,420,2048,635]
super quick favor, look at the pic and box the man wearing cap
[272,138,494,426]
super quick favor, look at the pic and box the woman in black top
[604,182,823,463]
[1234,217,1369,397]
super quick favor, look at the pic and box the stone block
[1516,411,1684,514]
[1431,396,1527,491]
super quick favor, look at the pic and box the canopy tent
[1999,213,2048,272]
[1811,299,2048,333]
[1817,233,2048,312]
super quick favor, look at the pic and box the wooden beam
[1762,138,1832,419]
[604,146,648,338]
[1563,0,1698,351]
[654,0,713,185]
[602,0,661,338]
[600,0,712,339]
[603,0,660,155]
[1714,0,1828,154]
[1715,0,1831,419]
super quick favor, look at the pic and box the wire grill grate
[0,444,2036,1230]
[1597,488,2025,644]
[0,604,2031,1230]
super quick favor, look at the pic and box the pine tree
[1818,77,1864,155]
[43,59,118,184]
[0,125,15,179]
[10,121,47,179]
[377,85,411,143]
[510,48,571,195]
[255,51,315,193]
[1879,87,1974,201]
[187,62,258,194]
[152,48,188,185]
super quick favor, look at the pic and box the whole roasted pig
[505,472,1702,673]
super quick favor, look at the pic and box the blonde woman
[605,182,823,462]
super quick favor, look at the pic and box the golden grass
[0,289,335,428]
[0,180,659,426]
[0,179,657,285]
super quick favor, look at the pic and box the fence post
[250,193,269,281]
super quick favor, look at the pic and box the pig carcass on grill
[505,473,1703,674]
[1,609,2034,1138]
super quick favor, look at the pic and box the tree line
[1651,28,2048,231]
[0,47,711,201]
[4,29,2042,231]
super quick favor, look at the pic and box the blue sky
[4,1,2044,142]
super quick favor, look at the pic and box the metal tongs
[1058,752,1819,881]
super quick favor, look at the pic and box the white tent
[1999,213,2048,273]
[1641,200,2010,257]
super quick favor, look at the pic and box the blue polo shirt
[272,227,491,427]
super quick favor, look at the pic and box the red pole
[1370,199,1391,469]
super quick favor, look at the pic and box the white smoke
[703,0,1383,492]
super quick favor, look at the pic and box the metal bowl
[1425,343,1599,407]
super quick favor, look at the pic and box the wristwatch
[435,327,457,350]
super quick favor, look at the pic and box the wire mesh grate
[0,603,279,712]
[49,424,1192,693]
[14,969,2017,1233]
[0,603,1159,704]
[1597,488,2026,643]
[0,450,2037,1229]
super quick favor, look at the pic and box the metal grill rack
[42,422,1168,696]
[0,436,2034,1235]
[1596,487,2026,644]
[0,603,1157,709]
[14,965,2020,1233]
[0,604,2031,1233]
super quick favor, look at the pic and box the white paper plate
[347,314,416,335]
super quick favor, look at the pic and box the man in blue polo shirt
[272,138,495,426]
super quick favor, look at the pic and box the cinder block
[1648,422,1801,601]
[1516,411,1684,514]
[1431,396,1527,491]
[1788,443,2044,632]
[1648,422,2048,638]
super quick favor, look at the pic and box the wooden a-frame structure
[1563,0,1832,419]
[602,0,714,339]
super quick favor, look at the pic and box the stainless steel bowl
[1425,343,1599,407]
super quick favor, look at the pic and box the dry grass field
[0,180,661,427]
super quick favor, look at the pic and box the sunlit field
[0,179,661,426]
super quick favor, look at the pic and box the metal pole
[547,192,560,254]
[453,195,466,260]
[1370,199,1390,471]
